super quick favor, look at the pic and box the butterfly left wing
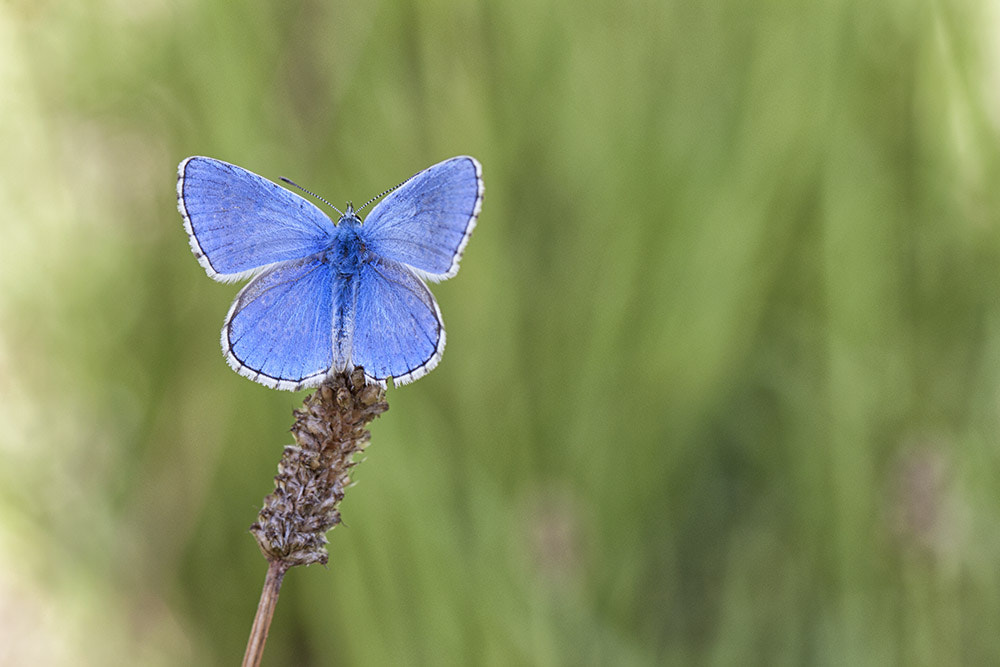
[361,156,483,281]
[223,255,334,390]
[178,157,335,281]
[350,257,444,386]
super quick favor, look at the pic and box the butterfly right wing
[178,157,335,281]
[223,254,335,391]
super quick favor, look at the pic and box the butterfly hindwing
[361,156,483,280]
[350,257,444,386]
[178,157,335,280]
[223,255,334,390]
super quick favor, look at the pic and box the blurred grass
[3,0,1000,664]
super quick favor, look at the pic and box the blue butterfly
[177,156,483,390]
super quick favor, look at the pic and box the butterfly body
[327,211,367,373]
[178,156,483,390]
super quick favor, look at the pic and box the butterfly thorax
[327,214,368,276]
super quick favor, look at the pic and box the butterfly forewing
[178,157,335,280]
[361,156,483,280]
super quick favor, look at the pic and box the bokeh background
[3,0,1000,664]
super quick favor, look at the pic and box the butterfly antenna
[356,178,409,214]
[280,177,345,216]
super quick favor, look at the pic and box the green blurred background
[3,0,1000,664]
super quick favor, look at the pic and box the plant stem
[242,560,289,667]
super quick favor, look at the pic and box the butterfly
[177,156,483,390]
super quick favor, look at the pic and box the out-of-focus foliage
[2,1,1000,664]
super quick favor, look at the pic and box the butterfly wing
[223,255,334,390]
[351,257,444,386]
[361,156,483,281]
[178,157,335,281]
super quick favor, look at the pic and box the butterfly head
[337,202,361,228]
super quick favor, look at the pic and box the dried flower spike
[250,367,388,567]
